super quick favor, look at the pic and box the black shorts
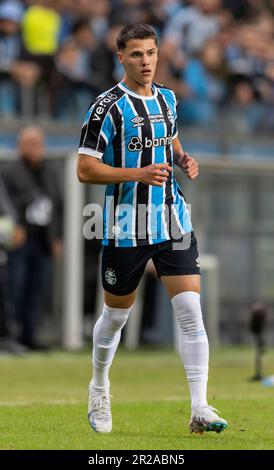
[101,231,200,296]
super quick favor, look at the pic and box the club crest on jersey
[167,108,175,125]
[128,136,172,152]
[105,267,117,285]
[131,116,144,127]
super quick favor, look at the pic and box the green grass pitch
[0,347,274,450]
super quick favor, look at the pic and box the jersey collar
[118,81,158,100]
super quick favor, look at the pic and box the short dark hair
[116,23,158,50]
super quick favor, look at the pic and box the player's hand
[139,163,172,186]
[177,152,199,180]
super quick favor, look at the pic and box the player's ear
[117,50,123,64]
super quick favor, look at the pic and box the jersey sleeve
[78,96,119,159]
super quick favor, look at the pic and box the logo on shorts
[105,267,117,285]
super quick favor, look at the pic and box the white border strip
[78,147,103,159]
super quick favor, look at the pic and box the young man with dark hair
[77,23,227,435]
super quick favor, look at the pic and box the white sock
[171,291,209,409]
[92,303,133,390]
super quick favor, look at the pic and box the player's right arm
[77,155,171,187]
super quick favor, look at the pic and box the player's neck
[122,76,154,97]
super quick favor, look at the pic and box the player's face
[118,38,158,87]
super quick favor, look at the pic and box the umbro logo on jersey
[92,93,118,121]
[128,136,173,152]
[131,116,144,127]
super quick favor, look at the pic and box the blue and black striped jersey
[79,81,192,247]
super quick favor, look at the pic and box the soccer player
[77,24,227,435]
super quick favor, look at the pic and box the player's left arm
[172,136,199,180]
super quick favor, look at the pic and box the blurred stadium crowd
[1,0,274,130]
